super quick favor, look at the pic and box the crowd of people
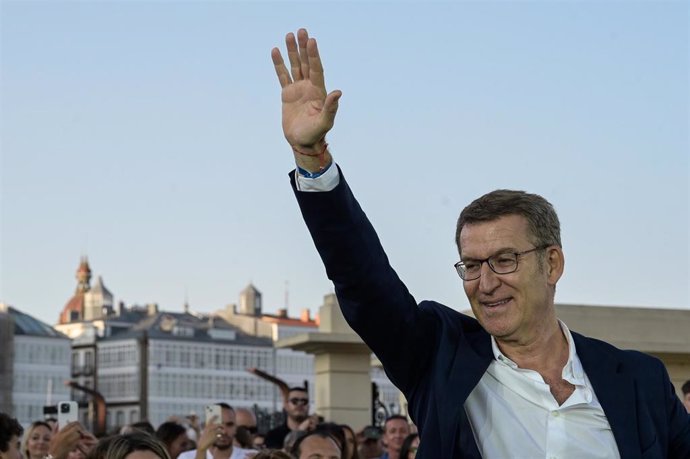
[0,390,423,459]
[13,378,690,459]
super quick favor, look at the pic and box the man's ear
[546,246,564,286]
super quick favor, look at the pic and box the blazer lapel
[438,328,492,458]
[573,333,641,459]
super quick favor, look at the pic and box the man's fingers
[297,28,310,81]
[307,38,326,91]
[285,32,302,82]
[271,48,291,88]
[323,90,342,117]
[59,421,80,433]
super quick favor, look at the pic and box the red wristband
[292,142,329,170]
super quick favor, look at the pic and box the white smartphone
[205,404,222,425]
[57,401,78,427]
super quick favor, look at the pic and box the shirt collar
[490,320,586,384]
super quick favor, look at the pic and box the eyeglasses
[454,245,550,281]
[289,398,309,406]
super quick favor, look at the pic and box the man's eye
[464,262,479,271]
[494,255,516,266]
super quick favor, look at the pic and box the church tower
[83,276,114,321]
[58,257,92,324]
[238,283,262,316]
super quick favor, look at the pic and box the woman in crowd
[22,422,52,459]
[339,425,359,459]
[155,422,191,459]
[313,423,345,458]
[398,433,419,459]
[67,446,86,459]
[87,432,171,459]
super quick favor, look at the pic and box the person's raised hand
[297,413,320,432]
[48,422,93,459]
[77,431,97,456]
[197,416,222,452]
[271,28,341,171]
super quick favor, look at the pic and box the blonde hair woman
[22,422,52,459]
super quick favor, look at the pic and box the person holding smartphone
[43,422,97,459]
[177,403,253,459]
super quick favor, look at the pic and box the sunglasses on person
[289,398,309,406]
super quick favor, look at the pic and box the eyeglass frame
[454,244,551,281]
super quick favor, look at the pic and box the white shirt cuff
[295,162,340,192]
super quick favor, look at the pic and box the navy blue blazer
[291,169,690,458]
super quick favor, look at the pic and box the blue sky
[1,1,688,326]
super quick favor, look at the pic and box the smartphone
[205,404,222,425]
[57,401,78,427]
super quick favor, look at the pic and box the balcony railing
[71,364,94,376]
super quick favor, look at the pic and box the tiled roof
[101,311,271,346]
[59,294,85,324]
[260,315,317,327]
[90,276,112,297]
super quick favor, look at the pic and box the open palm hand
[272,29,341,150]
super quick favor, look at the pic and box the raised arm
[271,28,342,173]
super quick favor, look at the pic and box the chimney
[118,301,125,316]
[277,308,288,318]
[147,303,158,316]
[300,308,311,322]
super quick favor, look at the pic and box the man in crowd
[683,380,690,414]
[265,387,311,448]
[178,403,253,459]
[357,426,383,459]
[0,413,23,459]
[290,430,341,459]
[234,408,257,433]
[379,416,409,459]
[233,408,257,449]
[270,28,690,458]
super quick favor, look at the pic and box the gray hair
[456,189,562,255]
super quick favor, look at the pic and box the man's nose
[478,261,500,293]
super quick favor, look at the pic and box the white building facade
[96,313,279,429]
[1,304,71,426]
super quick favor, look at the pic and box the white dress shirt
[465,321,620,459]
